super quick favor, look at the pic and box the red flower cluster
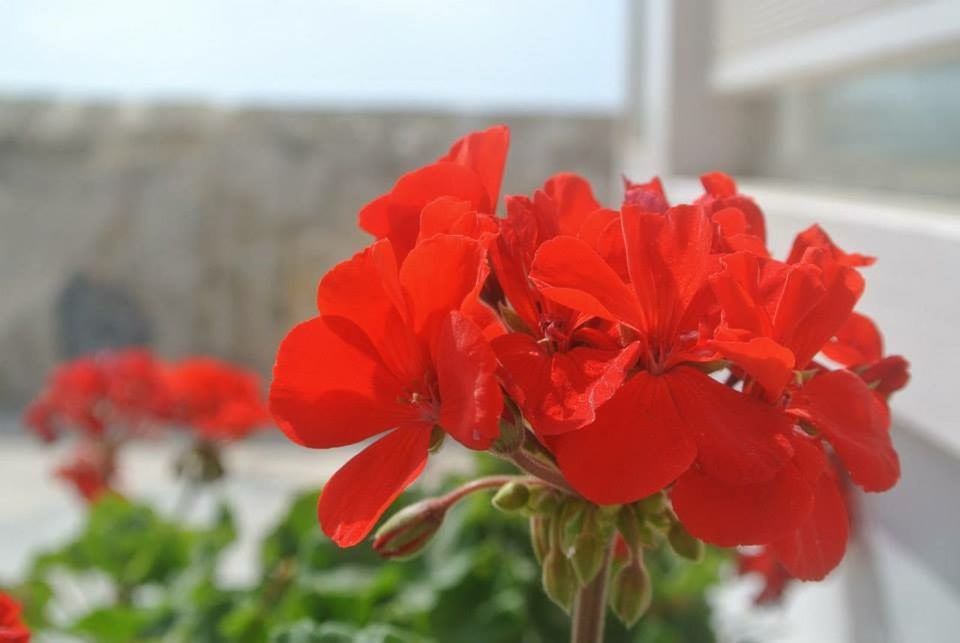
[0,593,29,643]
[24,348,268,501]
[164,358,271,442]
[270,126,909,581]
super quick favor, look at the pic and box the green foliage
[11,467,726,643]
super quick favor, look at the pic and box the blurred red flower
[164,358,269,441]
[0,593,29,643]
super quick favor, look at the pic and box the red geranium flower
[0,593,29,643]
[358,125,509,261]
[491,173,641,436]
[529,201,795,508]
[270,235,502,546]
[165,358,269,441]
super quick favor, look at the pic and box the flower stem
[570,539,614,643]
[438,474,528,505]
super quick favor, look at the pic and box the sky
[0,0,628,112]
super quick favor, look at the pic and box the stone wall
[0,99,618,408]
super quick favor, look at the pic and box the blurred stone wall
[0,99,617,408]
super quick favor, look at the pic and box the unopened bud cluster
[491,484,704,624]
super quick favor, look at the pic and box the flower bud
[636,492,666,516]
[492,481,530,512]
[667,521,704,562]
[528,486,560,516]
[556,499,586,551]
[542,548,578,613]
[570,531,606,585]
[617,505,655,550]
[609,557,652,628]
[372,499,446,560]
[530,515,551,565]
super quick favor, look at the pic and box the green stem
[570,539,614,643]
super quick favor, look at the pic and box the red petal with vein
[621,205,714,337]
[440,124,509,209]
[543,172,602,234]
[358,162,490,260]
[318,425,431,547]
[400,235,486,342]
[790,369,899,491]
[789,265,864,369]
[710,252,771,337]
[821,311,883,366]
[269,317,419,448]
[493,333,640,435]
[315,241,421,380]
[436,311,503,450]
[671,462,814,547]
[709,337,795,399]
[770,262,826,347]
[550,372,697,505]
[667,366,794,484]
[773,473,849,580]
[531,236,642,328]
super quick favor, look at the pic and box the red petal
[787,225,875,268]
[358,162,490,260]
[550,372,697,505]
[543,172,602,235]
[671,461,814,547]
[789,369,899,491]
[770,263,826,350]
[269,317,419,448]
[667,366,794,484]
[709,252,771,337]
[493,333,640,435]
[860,355,910,397]
[772,472,849,580]
[787,265,865,369]
[417,197,497,243]
[316,241,423,382]
[400,235,486,343]
[821,311,883,366]
[700,171,737,198]
[622,176,669,212]
[441,125,510,209]
[318,425,431,547]
[530,236,642,328]
[435,311,503,450]
[708,337,795,399]
[620,205,714,337]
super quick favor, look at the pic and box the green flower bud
[667,521,704,562]
[609,557,652,628]
[542,548,578,613]
[636,492,666,516]
[556,499,587,552]
[372,499,446,560]
[528,486,560,516]
[530,515,551,565]
[570,532,606,585]
[492,481,530,512]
